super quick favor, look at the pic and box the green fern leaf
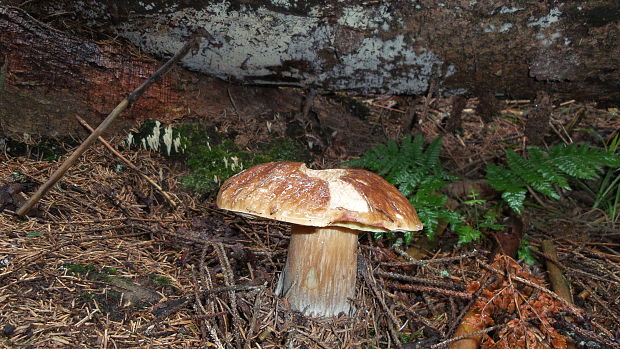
[548,143,607,179]
[408,135,425,165]
[506,151,541,186]
[501,189,527,214]
[528,147,570,189]
[488,143,620,212]
[456,225,483,244]
[423,136,443,169]
[486,164,524,191]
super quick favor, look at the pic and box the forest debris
[441,180,499,201]
[375,270,464,290]
[475,90,500,124]
[384,282,472,299]
[450,255,570,349]
[108,276,162,306]
[444,95,467,133]
[491,214,524,259]
[565,107,586,133]
[447,309,488,349]
[1,94,619,348]
[0,182,41,216]
[380,251,481,268]
[75,115,177,207]
[541,240,573,304]
[524,92,552,147]
[540,241,578,349]
[15,35,201,216]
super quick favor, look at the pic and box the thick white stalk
[276,225,358,317]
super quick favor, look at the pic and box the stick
[541,240,573,304]
[16,36,200,216]
[541,241,579,349]
[74,114,177,207]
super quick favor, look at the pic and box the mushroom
[216,162,422,317]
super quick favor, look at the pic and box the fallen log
[1,6,386,155]
[0,6,302,139]
[12,0,620,103]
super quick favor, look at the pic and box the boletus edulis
[216,162,422,317]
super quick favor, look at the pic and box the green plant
[103,267,118,275]
[64,263,97,275]
[62,263,116,282]
[586,134,620,222]
[151,274,172,286]
[486,143,620,214]
[127,121,308,195]
[517,237,538,265]
[25,231,44,238]
[80,293,95,302]
[344,135,468,241]
[399,330,424,343]
[182,137,251,194]
[456,192,505,244]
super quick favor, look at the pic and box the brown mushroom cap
[216,162,422,232]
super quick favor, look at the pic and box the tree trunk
[11,0,620,103]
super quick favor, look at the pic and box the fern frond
[487,143,620,212]
[344,135,460,238]
[423,136,443,169]
[486,164,524,191]
[501,189,527,214]
[528,147,570,189]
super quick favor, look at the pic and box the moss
[64,263,97,275]
[134,300,152,310]
[178,123,309,196]
[262,138,311,163]
[102,267,117,275]
[125,120,309,196]
[151,274,172,286]
[63,263,116,282]
[79,293,95,302]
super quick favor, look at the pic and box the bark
[0,6,302,139]
[2,6,388,156]
[13,0,620,103]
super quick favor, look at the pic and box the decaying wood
[0,6,302,139]
[1,6,387,156]
[541,239,578,349]
[524,92,553,146]
[12,1,620,103]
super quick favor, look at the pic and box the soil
[0,92,619,348]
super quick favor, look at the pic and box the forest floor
[0,92,619,348]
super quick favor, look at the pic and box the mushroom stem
[276,225,358,317]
